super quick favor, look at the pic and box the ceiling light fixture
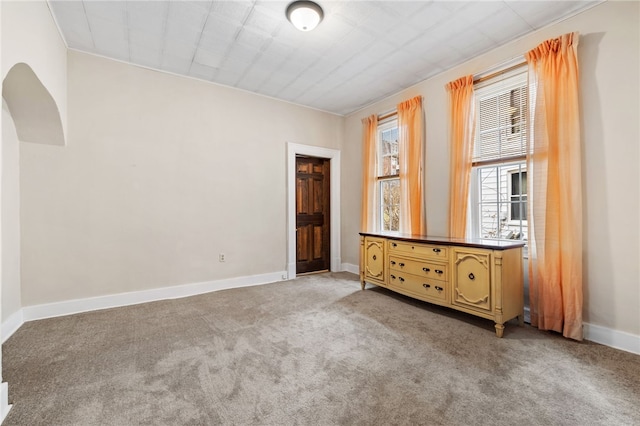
[286,1,324,32]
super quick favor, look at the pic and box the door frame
[287,142,340,279]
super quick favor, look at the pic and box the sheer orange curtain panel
[446,76,475,239]
[526,32,583,340]
[361,115,378,232]
[397,96,426,235]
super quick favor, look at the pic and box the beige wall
[1,1,67,322]
[342,1,640,336]
[20,50,343,306]
[1,102,21,322]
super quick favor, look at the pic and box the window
[378,119,400,231]
[470,70,528,243]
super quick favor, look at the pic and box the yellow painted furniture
[360,233,525,337]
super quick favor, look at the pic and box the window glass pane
[379,126,399,177]
[380,179,400,231]
[478,167,501,238]
[480,200,500,239]
[479,167,499,203]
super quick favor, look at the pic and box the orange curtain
[446,76,476,238]
[397,96,426,235]
[361,115,378,232]
[526,32,583,340]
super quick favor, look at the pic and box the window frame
[469,68,529,246]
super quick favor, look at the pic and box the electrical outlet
[219,253,225,262]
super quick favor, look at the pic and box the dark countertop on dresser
[359,232,525,250]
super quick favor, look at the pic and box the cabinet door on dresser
[363,237,386,284]
[451,249,492,313]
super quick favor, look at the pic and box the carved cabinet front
[452,249,492,313]
[363,237,386,285]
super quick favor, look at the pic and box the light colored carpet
[3,272,639,425]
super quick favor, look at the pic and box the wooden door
[296,156,330,274]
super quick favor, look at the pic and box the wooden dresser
[359,232,525,337]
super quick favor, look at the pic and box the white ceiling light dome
[286,1,324,32]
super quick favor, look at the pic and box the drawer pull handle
[435,269,443,275]
[390,260,396,265]
[423,267,430,272]
[391,274,396,280]
[399,263,405,267]
[399,277,405,282]
[411,246,415,249]
[468,273,475,280]
[423,283,431,289]
[392,243,397,247]
[435,286,443,291]
[372,255,377,261]
[433,248,441,253]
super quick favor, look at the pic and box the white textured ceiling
[48,1,599,115]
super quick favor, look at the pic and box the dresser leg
[360,280,366,290]
[495,323,505,338]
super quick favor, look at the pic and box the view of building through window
[475,162,527,240]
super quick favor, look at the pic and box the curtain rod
[378,111,397,121]
[473,61,527,85]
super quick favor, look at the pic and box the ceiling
[48,1,599,116]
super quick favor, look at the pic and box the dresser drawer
[388,240,448,261]
[389,272,447,302]
[389,256,448,282]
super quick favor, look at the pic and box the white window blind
[474,71,528,164]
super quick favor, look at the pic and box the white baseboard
[584,322,640,355]
[3,271,638,357]
[1,309,24,344]
[522,307,638,355]
[0,382,11,423]
[341,262,359,275]
[20,270,287,326]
